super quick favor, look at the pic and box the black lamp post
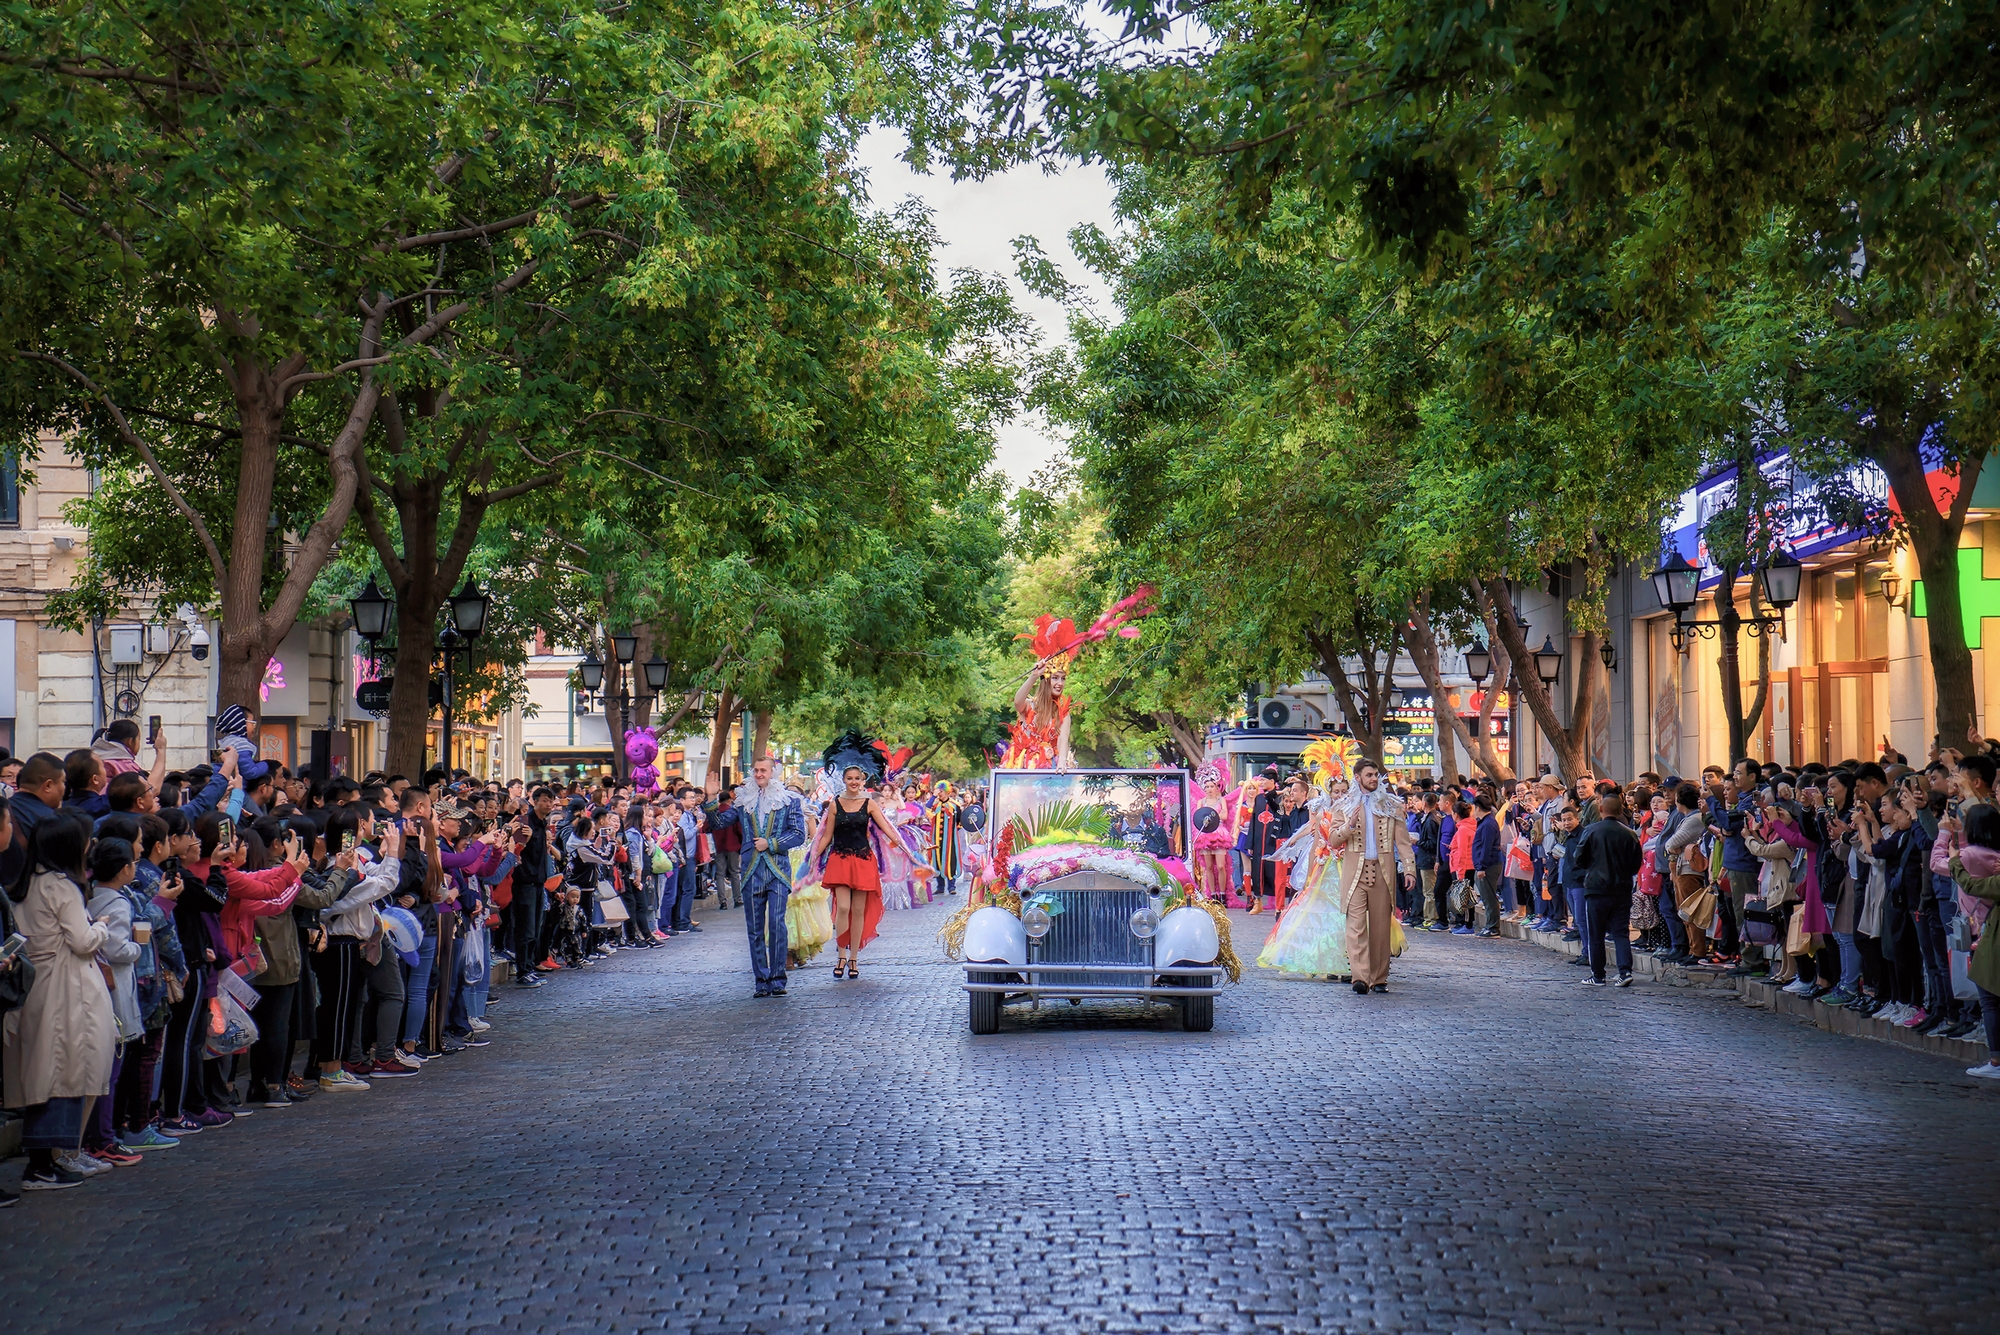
[434,579,488,776]
[350,578,392,668]
[1463,641,1491,686]
[1649,546,1801,650]
[1534,636,1564,687]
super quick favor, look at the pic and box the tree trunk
[704,687,737,786]
[1406,595,1515,779]
[212,326,379,718]
[383,592,441,780]
[1486,575,1599,783]
[1405,599,1476,779]
[1469,587,1517,780]
[1314,624,1402,771]
[752,709,772,763]
[1154,710,1208,770]
[1877,430,1983,748]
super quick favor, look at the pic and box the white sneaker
[318,1070,370,1091]
[394,1050,424,1069]
[55,1150,110,1177]
[1966,1062,2000,1079]
[468,1017,491,1033]
[1782,979,1814,996]
[1885,1004,1913,1024]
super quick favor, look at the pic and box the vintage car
[957,768,1227,1033]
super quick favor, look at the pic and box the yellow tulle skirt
[787,881,834,966]
[1256,857,1350,978]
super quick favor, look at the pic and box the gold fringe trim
[1188,892,1242,983]
[938,882,1023,960]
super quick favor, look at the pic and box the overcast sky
[853,128,1118,488]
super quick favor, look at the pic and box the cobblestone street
[5,897,1998,1334]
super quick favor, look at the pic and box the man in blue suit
[717,755,805,997]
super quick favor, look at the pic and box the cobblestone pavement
[5,897,1999,1334]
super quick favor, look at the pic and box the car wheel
[969,969,1003,1034]
[1180,993,1214,1032]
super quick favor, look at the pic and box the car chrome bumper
[962,962,1226,998]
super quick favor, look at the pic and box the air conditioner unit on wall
[1255,695,1323,730]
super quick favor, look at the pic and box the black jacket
[1571,819,1643,896]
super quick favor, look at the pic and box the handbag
[1390,916,1407,958]
[1951,948,1981,1001]
[1680,884,1718,932]
[649,842,669,875]
[596,892,631,925]
[1784,908,1816,957]
[1447,877,1473,920]
[1740,897,1782,946]
[1949,914,1976,953]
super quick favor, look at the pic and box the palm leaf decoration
[1008,800,1112,848]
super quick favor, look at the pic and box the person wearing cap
[1243,766,1287,913]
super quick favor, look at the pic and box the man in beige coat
[1329,759,1415,994]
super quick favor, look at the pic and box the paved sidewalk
[1492,914,1991,1065]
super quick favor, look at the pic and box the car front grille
[1031,886,1151,989]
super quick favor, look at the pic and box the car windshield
[989,769,1191,861]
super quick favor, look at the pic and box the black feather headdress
[821,729,889,783]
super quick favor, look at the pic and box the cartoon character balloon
[624,728,661,791]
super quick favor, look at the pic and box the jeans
[449,922,490,1033]
[670,860,697,932]
[1229,849,1244,894]
[1566,883,1587,939]
[1583,891,1634,980]
[1475,865,1502,931]
[399,930,439,1047]
[1979,984,2000,1058]
[1657,885,1686,954]
[744,870,789,990]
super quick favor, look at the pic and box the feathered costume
[797,730,934,950]
[1256,788,1358,978]
[1001,589,1156,770]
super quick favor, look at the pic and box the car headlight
[1023,904,1051,939]
[1130,903,1160,939]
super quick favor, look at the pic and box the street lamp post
[436,578,489,777]
[610,632,638,781]
[1649,547,1801,650]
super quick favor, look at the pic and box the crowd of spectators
[0,721,749,1204]
[1379,744,2000,1077]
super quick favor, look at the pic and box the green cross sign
[1910,547,2000,648]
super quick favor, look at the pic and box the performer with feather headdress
[1002,588,1156,770]
[802,731,933,980]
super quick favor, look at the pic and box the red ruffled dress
[824,798,884,950]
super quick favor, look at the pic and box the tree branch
[17,351,226,584]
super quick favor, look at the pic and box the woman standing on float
[810,763,912,980]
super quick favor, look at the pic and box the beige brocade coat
[2,869,115,1107]
[1331,803,1416,889]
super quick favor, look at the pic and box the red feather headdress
[1016,586,1157,666]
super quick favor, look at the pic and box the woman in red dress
[809,764,910,980]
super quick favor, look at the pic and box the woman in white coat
[3,808,116,1189]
